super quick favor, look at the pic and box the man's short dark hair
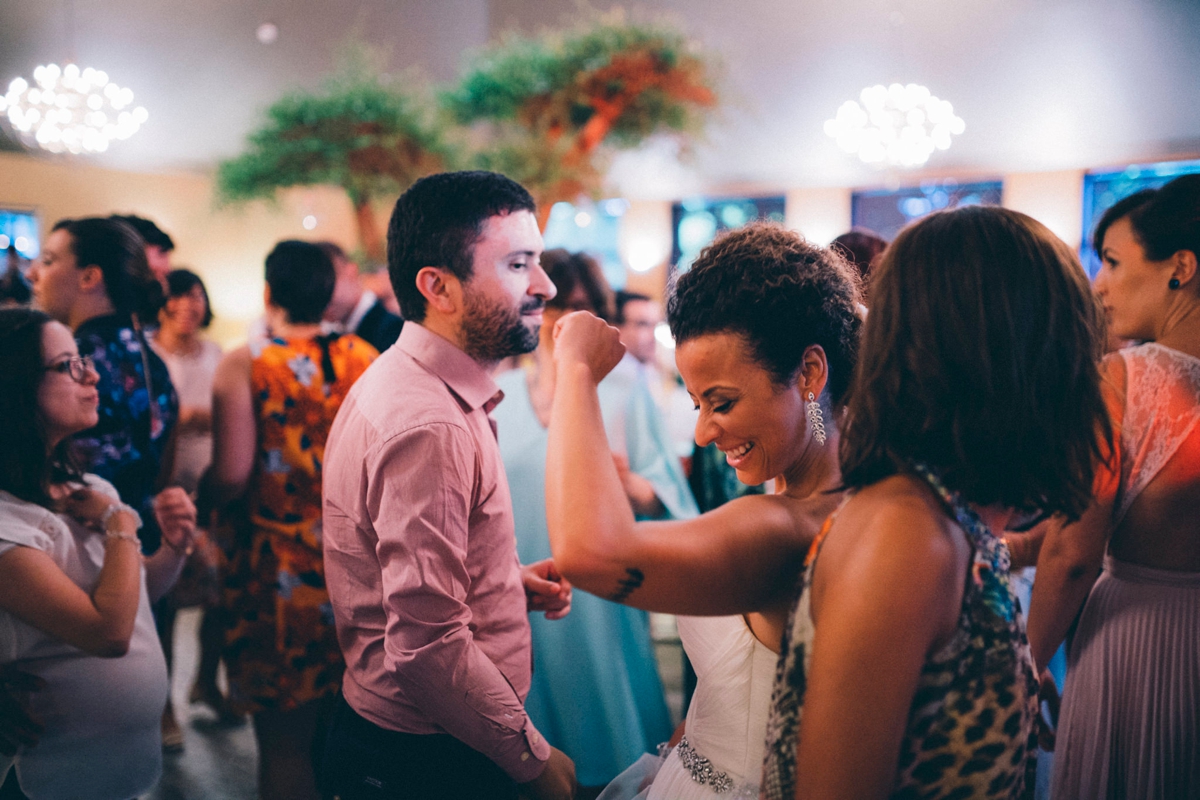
[265,240,336,324]
[316,241,349,263]
[614,290,652,325]
[109,214,175,252]
[386,171,536,323]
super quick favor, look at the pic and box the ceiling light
[0,63,147,155]
[256,23,279,44]
[824,83,964,168]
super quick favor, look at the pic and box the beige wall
[0,151,362,347]
[1002,170,1087,249]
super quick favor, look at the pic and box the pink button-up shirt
[323,323,550,782]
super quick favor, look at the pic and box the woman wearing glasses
[0,308,196,799]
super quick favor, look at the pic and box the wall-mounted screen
[851,179,1002,242]
[671,196,786,274]
[1081,159,1200,276]
[542,199,628,291]
[0,208,39,259]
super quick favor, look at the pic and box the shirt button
[521,752,530,762]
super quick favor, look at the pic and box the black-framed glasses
[44,355,95,384]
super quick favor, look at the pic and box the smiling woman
[0,307,196,800]
[544,222,861,798]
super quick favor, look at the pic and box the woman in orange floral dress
[205,241,376,800]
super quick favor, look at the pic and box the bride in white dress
[543,223,863,797]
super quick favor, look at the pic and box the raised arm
[545,312,812,614]
[0,489,142,658]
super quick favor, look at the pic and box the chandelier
[0,63,148,155]
[825,83,964,168]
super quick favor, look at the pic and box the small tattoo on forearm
[610,567,644,603]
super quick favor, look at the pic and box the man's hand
[521,559,572,620]
[552,311,625,384]
[154,487,198,555]
[519,746,577,800]
[0,666,44,757]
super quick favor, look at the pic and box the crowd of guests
[0,169,1196,800]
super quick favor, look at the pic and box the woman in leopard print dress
[761,207,1111,799]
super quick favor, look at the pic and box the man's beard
[461,290,544,363]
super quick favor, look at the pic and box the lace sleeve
[1113,344,1200,526]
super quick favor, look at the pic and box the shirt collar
[345,290,378,334]
[397,323,503,412]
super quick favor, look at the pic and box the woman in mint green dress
[494,250,697,789]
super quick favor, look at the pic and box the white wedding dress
[599,615,777,800]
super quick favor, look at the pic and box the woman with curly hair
[545,222,862,799]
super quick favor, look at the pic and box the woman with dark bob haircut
[205,240,377,800]
[758,206,1109,800]
[0,307,195,799]
[545,222,861,798]
[1029,173,1200,799]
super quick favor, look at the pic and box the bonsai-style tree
[445,12,718,228]
[217,64,450,263]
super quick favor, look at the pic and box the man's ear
[415,266,462,317]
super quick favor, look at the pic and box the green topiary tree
[217,63,451,263]
[444,11,719,228]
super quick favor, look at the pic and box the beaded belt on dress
[676,735,734,793]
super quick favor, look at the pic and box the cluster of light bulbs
[825,83,965,168]
[0,63,148,155]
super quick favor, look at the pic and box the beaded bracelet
[104,530,143,551]
[100,502,143,533]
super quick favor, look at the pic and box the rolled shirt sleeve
[366,423,551,781]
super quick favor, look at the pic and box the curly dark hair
[840,205,1110,518]
[667,222,862,404]
[386,171,536,323]
[0,308,85,510]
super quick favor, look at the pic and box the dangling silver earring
[806,392,826,445]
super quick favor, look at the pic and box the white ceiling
[3,0,1199,198]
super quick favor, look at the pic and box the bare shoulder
[825,474,965,576]
[217,344,252,372]
[715,490,835,550]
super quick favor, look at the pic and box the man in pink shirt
[320,171,577,800]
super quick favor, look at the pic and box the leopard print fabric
[760,464,1039,799]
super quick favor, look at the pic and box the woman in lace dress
[760,207,1110,799]
[545,223,862,798]
[1028,174,1200,798]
